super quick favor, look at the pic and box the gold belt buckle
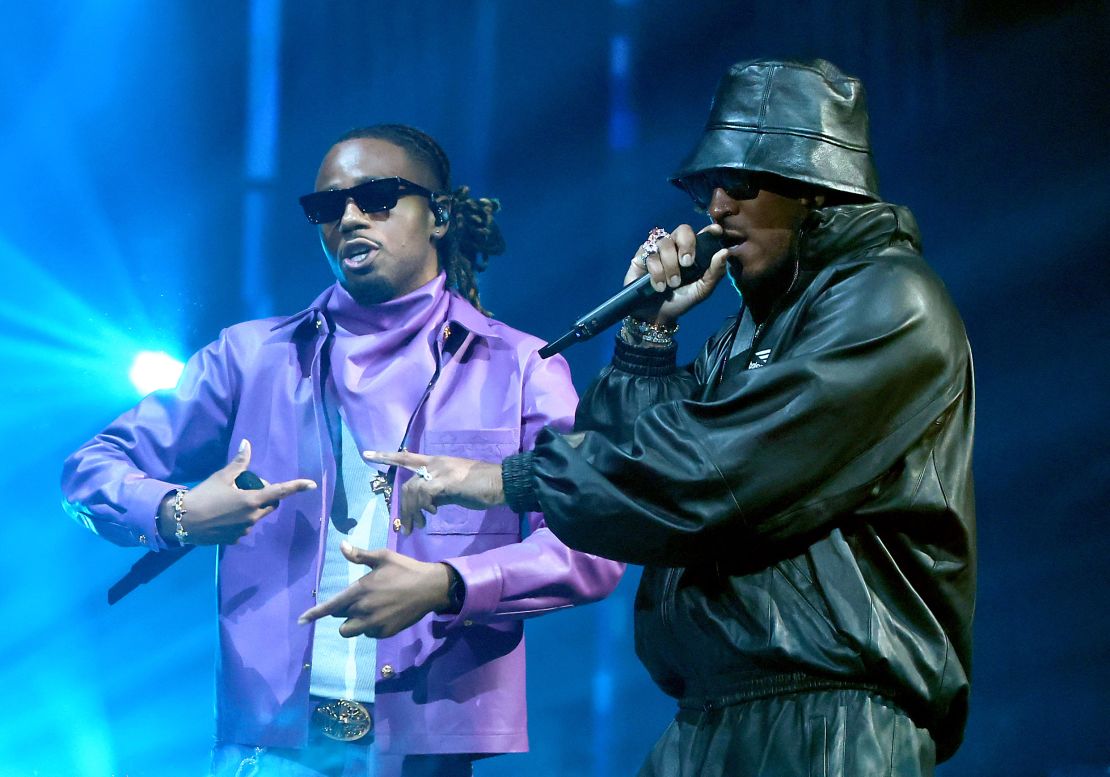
[312,699,373,742]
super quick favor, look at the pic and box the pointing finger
[298,590,349,624]
[298,569,372,624]
[257,478,318,503]
[362,449,429,472]
[248,479,316,519]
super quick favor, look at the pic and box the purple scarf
[323,273,450,453]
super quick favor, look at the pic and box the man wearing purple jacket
[62,124,623,777]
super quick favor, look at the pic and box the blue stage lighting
[128,351,184,395]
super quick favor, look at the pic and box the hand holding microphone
[624,223,729,328]
[539,223,728,358]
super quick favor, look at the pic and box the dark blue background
[2,1,1107,775]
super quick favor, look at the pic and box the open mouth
[341,239,381,270]
[343,249,375,269]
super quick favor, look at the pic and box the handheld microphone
[106,469,267,605]
[539,231,724,359]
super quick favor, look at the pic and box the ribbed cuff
[501,452,540,514]
[613,335,679,376]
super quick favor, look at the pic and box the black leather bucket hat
[671,59,880,201]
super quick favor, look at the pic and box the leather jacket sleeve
[570,337,702,444]
[441,348,624,626]
[60,331,239,550]
[529,256,971,566]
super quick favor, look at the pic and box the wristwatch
[439,564,466,615]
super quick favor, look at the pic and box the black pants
[639,689,935,777]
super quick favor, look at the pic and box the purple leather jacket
[62,285,624,754]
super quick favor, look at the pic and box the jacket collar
[797,202,922,271]
[737,202,923,327]
[270,284,501,343]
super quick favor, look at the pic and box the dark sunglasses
[679,169,761,210]
[299,177,437,224]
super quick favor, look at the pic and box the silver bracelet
[621,316,678,347]
[172,488,190,546]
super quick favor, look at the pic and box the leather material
[533,203,975,765]
[671,59,880,200]
[61,277,625,753]
[638,689,936,777]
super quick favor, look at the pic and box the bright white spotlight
[128,351,185,395]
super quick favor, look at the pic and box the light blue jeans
[210,740,474,777]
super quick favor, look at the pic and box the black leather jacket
[510,203,975,762]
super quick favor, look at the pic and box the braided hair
[335,124,505,315]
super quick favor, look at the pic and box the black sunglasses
[299,177,437,224]
[679,169,761,210]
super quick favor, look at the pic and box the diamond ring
[636,226,669,267]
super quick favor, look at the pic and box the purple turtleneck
[323,272,450,454]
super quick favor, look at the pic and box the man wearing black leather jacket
[367,59,975,777]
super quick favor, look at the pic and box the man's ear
[429,198,451,242]
[431,197,450,227]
